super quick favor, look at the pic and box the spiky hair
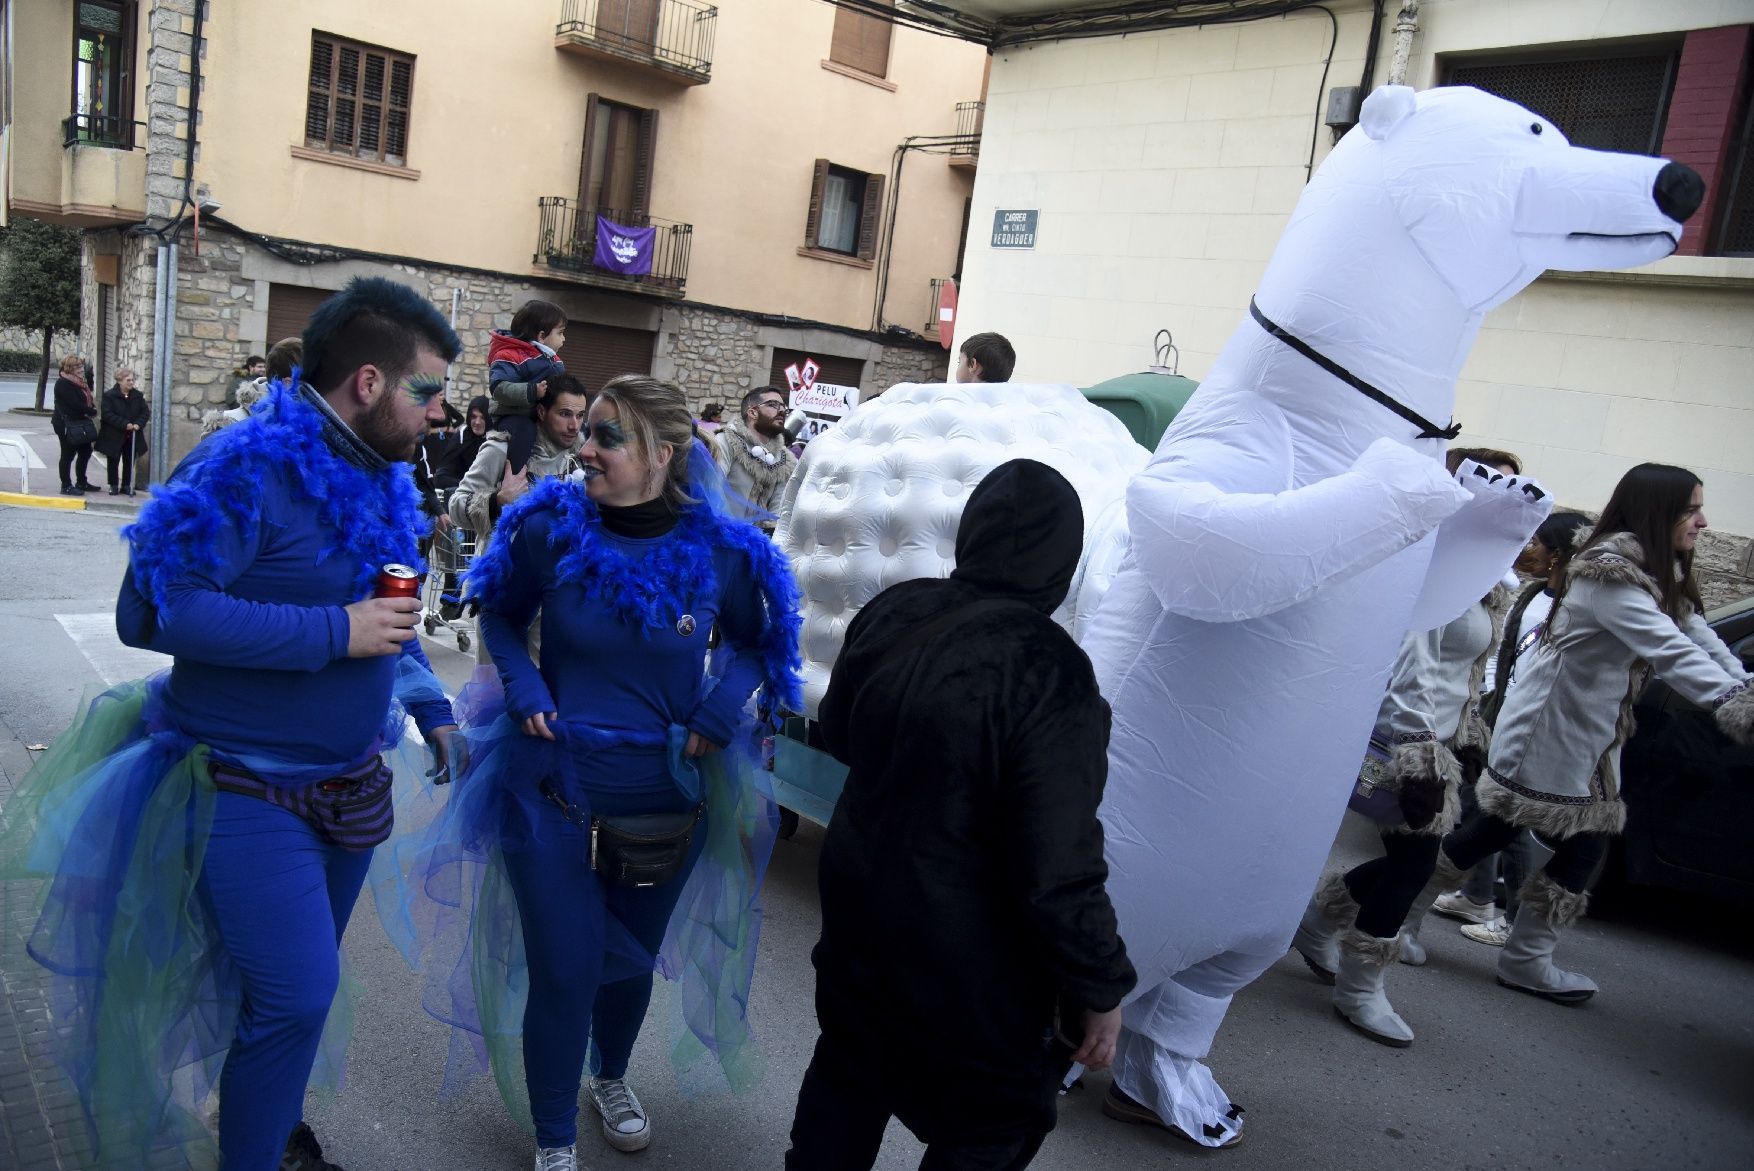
[301,276,462,392]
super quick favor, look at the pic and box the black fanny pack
[591,806,706,888]
[542,780,705,888]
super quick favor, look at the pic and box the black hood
[950,459,1083,614]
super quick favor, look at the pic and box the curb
[0,490,83,511]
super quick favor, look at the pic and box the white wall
[956,0,1754,535]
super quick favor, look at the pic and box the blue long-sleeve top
[116,383,454,772]
[478,496,785,790]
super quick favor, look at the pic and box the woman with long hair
[1292,448,1525,1046]
[403,376,801,1171]
[1400,463,1750,1006]
[1430,510,1595,942]
[51,353,99,495]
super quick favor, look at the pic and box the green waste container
[1081,369,1198,451]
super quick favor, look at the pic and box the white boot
[1292,871,1356,984]
[1332,930,1414,1047]
[1397,925,1428,966]
[1496,873,1596,1004]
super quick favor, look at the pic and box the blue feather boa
[467,477,803,716]
[125,383,429,619]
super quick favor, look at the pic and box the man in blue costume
[111,277,463,1170]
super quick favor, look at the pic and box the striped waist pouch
[209,754,394,851]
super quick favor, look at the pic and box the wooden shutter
[267,284,337,351]
[632,107,659,218]
[556,321,658,398]
[857,172,885,260]
[804,158,831,249]
[830,1,893,78]
[578,93,601,207]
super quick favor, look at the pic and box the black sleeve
[817,606,876,765]
[1002,650,1136,1013]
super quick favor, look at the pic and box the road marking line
[55,612,170,685]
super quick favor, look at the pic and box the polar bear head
[1356,84,1701,313]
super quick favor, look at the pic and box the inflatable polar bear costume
[1084,85,1701,1145]
[776,382,1148,715]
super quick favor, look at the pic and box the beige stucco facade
[187,0,980,332]
[1,0,149,226]
[956,0,1754,543]
[3,0,986,464]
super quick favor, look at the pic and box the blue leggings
[200,792,373,1171]
[503,786,705,1146]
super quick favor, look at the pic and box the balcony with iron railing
[926,277,951,338]
[949,101,984,169]
[534,198,692,296]
[52,112,147,226]
[555,0,717,86]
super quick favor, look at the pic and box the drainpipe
[1386,1,1422,86]
[148,240,172,481]
[447,286,462,398]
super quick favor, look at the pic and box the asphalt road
[1,501,1750,1170]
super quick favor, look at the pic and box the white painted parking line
[55,611,170,685]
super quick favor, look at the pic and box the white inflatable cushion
[776,381,1149,716]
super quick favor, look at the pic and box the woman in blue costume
[404,374,801,1171]
[0,277,464,1171]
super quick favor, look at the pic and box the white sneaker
[1461,918,1510,947]
[1432,891,1498,925]
[589,1076,651,1152]
[534,1145,577,1171]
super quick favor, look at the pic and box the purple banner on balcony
[593,216,656,276]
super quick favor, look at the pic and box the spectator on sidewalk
[52,353,99,495]
[96,366,149,496]
[954,331,1016,384]
[696,401,725,435]
[786,459,1135,1170]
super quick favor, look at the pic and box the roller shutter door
[555,321,657,397]
[266,284,337,350]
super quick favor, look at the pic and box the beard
[751,413,785,439]
[356,390,422,462]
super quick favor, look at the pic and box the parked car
[1616,594,1754,905]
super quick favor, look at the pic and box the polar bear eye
[1530,122,1543,135]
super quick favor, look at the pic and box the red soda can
[374,563,420,599]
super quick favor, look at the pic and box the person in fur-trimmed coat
[1291,448,1523,1046]
[711,386,796,525]
[1401,463,1752,1006]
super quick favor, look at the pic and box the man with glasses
[712,384,798,528]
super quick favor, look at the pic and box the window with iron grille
[305,33,415,167]
[1445,51,1677,155]
[1717,92,1754,256]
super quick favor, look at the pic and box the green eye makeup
[401,376,445,405]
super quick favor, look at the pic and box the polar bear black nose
[1654,163,1705,222]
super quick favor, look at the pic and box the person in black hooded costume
[786,459,1136,1170]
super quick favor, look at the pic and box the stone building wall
[661,307,765,410]
[0,326,47,355]
[871,343,951,395]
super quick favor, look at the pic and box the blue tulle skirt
[373,667,781,1129]
[0,676,427,1164]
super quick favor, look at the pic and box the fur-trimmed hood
[1567,531,1681,614]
